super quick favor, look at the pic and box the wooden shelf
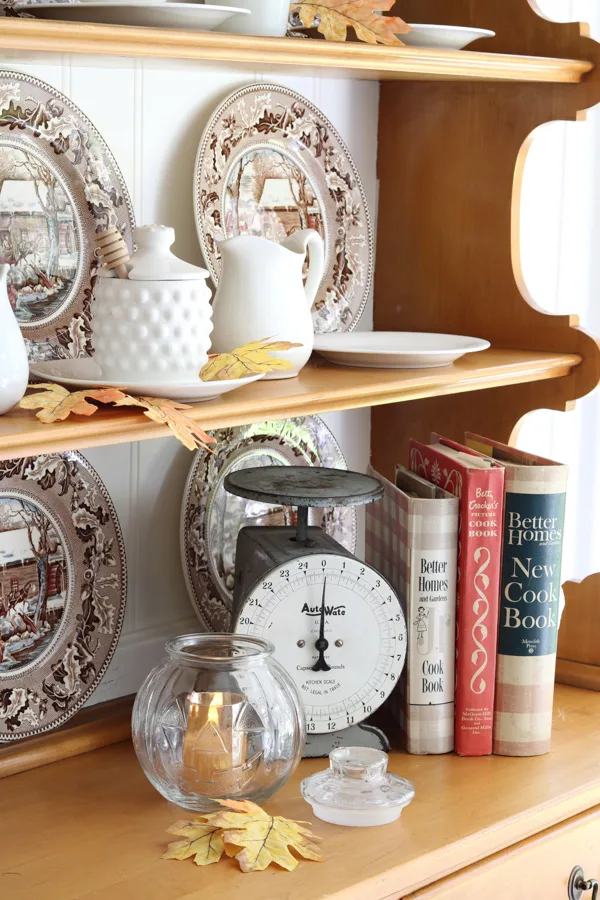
[4,684,600,900]
[3,18,593,82]
[0,696,133,781]
[0,348,580,460]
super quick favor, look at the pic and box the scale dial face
[234,552,407,734]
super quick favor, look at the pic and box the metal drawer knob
[569,867,599,900]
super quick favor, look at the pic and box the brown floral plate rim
[0,451,127,742]
[194,82,373,334]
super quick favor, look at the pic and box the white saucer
[22,3,250,31]
[313,333,490,369]
[29,359,264,402]
[402,24,495,50]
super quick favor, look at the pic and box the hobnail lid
[301,747,415,828]
[127,224,209,281]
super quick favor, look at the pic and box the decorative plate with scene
[194,84,373,333]
[0,70,134,361]
[181,416,357,632]
[0,453,127,741]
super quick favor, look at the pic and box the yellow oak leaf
[205,799,324,873]
[200,338,303,382]
[19,383,216,453]
[163,820,224,867]
[290,0,410,45]
[19,383,129,423]
[108,395,217,453]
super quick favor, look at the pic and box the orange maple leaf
[290,0,410,45]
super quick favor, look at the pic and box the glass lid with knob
[301,747,416,827]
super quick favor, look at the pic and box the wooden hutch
[1,2,600,898]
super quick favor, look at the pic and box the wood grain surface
[405,806,600,899]
[0,350,579,461]
[394,0,598,63]
[3,685,600,900]
[0,18,591,81]
[0,696,133,780]
[556,574,600,691]
[372,2,600,471]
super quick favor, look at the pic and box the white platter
[313,333,490,369]
[402,24,495,50]
[29,359,264,402]
[22,3,250,31]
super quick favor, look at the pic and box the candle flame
[208,692,224,724]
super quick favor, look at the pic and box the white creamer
[210,230,325,380]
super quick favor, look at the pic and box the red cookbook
[410,436,505,756]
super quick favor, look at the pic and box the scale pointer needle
[312,577,331,672]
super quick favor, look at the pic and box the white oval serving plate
[30,358,264,402]
[22,3,250,31]
[313,332,490,369]
[402,24,495,50]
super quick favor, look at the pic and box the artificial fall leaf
[19,383,216,454]
[163,820,225,867]
[108,394,216,453]
[200,338,303,382]
[290,0,410,45]
[19,383,127,424]
[207,798,324,873]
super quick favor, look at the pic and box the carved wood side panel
[556,574,600,690]
[373,2,600,462]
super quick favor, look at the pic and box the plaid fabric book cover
[366,464,459,755]
[466,434,568,757]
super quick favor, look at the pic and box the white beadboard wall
[6,53,378,703]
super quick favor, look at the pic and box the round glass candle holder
[301,747,415,827]
[132,634,305,811]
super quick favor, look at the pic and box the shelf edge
[0,351,580,462]
[0,19,593,82]
[0,696,133,780]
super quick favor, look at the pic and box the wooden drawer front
[407,807,600,900]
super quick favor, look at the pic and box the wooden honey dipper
[95,226,130,279]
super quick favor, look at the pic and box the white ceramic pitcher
[210,230,325,380]
[0,264,28,415]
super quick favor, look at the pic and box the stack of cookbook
[366,434,568,758]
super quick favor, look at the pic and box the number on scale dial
[234,553,407,734]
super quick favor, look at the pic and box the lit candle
[182,691,247,796]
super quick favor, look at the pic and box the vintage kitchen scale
[225,467,408,755]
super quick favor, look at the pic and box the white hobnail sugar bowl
[92,225,213,384]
